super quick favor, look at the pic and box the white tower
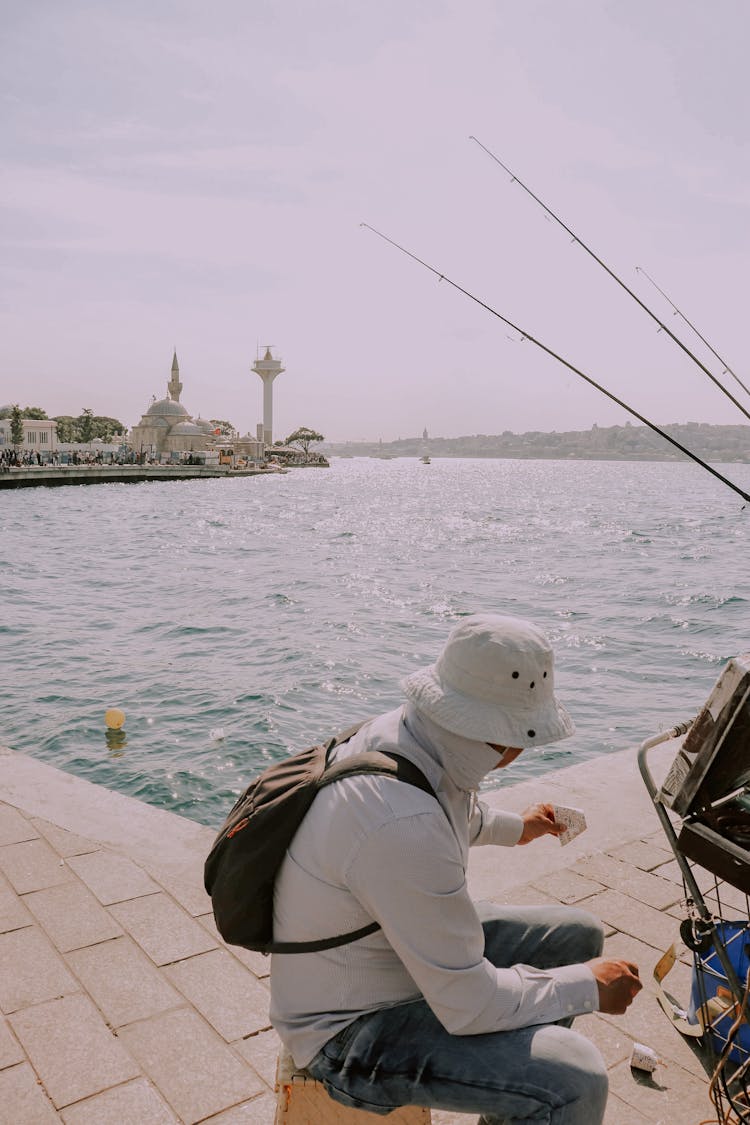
[168,349,182,402]
[252,347,285,446]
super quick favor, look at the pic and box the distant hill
[322,422,750,463]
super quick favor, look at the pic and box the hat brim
[401,664,575,747]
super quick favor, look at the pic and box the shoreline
[0,465,286,489]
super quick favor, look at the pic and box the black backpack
[204,724,436,954]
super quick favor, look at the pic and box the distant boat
[420,453,431,464]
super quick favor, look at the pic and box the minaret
[252,347,285,446]
[168,349,182,402]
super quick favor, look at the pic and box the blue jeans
[307,903,607,1124]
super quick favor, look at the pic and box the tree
[209,418,236,438]
[10,404,24,450]
[51,413,127,443]
[21,406,48,419]
[53,415,77,442]
[90,415,126,441]
[286,427,324,457]
[78,408,95,444]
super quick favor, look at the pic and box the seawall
[0,465,282,489]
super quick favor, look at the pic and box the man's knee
[572,1034,608,1120]
[479,902,605,967]
[541,1027,609,1124]
[565,907,605,959]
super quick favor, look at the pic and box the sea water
[1,457,748,828]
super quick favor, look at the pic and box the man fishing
[270,613,641,1123]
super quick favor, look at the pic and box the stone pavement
[0,740,725,1124]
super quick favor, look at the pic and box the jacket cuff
[550,962,600,1016]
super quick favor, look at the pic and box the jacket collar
[402,703,501,792]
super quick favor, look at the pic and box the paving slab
[0,837,74,894]
[65,850,160,905]
[579,888,681,952]
[0,803,39,846]
[0,925,79,1013]
[30,818,101,858]
[602,1092,652,1124]
[9,992,141,1108]
[202,1092,276,1123]
[232,1028,282,1090]
[0,1061,60,1124]
[488,880,572,910]
[607,1056,709,1125]
[24,880,124,952]
[0,871,33,934]
[572,854,682,911]
[60,1077,179,1125]
[0,1014,25,1069]
[577,1014,636,1069]
[608,839,674,872]
[110,892,218,965]
[531,868,605,904]
[66,936,184,1027]
[165,948,270,1040]
[198,911,271,979]
[147,864,213,917]
[119,1007,265,1124]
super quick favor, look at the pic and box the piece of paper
[552,804,587,847]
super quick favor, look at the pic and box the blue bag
[689,921,750,1063]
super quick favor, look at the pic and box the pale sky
[2,1,749,441]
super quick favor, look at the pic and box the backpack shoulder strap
[267,751,437,956]
[323,721,367,756]
[319,750,436,798]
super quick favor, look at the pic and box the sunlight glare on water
[1,457,748,828]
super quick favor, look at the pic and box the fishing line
[360,222,750,506]
[635,265,750,399]
[469,136,750,425]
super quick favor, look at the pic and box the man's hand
[517,803,564,845]
[587,958,642,1014]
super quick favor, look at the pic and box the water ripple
[1,458,748,827]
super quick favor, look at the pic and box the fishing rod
[360,222,750,506]
[469,136,750,426]
[635,265,750,399]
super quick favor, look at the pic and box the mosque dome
[194,417,216,434]
[169,421,203,436]
[146,397,190,418]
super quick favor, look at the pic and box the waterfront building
[128,352,217,458]
[0,414,58,452]
[251,347,284,446]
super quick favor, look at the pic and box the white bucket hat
[401,613,575,747]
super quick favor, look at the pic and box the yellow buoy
[104,707,126,730]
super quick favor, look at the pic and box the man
[270,614,641,1123]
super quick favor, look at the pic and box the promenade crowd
[0,449,187,470]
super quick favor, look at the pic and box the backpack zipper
[226,816,249,838]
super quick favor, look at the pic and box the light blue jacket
[270,703,597,1067]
